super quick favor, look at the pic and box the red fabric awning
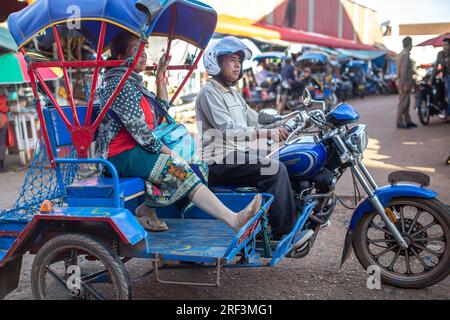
[416,33,450,47]
[256,23,378,51]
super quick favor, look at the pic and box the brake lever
[285,123,305,145]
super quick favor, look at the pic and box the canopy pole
[165,5,177,59]
[84,21,107,127]
[21,48,56,167]
[170,50,203,104]
[91,41,148,132]
[52,25,80,127]
[32,69,73,130]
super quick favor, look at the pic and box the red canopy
[416,33,450,47]
[256,23,378,51]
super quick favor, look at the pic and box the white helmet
[203,36,252,77]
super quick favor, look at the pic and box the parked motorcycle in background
[366,67,387,95]
[384,73,398,95]
[336,73,354,101]
[343,66,366,99]
[414,73,448,125]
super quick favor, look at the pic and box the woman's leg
[149,154,262,232]
[110,147,262,232]
[188,184,262,232]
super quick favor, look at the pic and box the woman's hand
[155,54,171,100]
[156,54,172,81]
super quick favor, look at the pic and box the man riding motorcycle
[195,36,298,240]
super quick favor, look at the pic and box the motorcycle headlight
[344,125,368,154]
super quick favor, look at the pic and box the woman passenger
[95,32,262,232]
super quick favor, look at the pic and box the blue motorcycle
[257,89,450,288]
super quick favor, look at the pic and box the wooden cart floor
[147,219,236,259]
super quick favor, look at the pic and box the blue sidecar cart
[0,0,310,300]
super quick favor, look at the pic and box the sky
[353,0,450,25]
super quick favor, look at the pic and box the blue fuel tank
[269,136,328,180]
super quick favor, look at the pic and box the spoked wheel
[353,198,450,288]
[418,102,430,125]
[31,233,132,300]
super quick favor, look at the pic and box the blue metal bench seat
[43,105,150,209]
[66,177,146,207]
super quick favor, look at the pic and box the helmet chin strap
[214,74,237,87]
[214,68,243,87]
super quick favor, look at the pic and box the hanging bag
[103,95,196,162]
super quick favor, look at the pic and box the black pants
[208,152,297,238]
[0,126,7,163]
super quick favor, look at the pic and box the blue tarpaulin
[336,48,387,68]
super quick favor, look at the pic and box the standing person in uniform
[396,36,417,129]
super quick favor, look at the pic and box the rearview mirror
[302,88,312,107]
[136,0,163,24]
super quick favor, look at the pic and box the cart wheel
[31,233,132,300]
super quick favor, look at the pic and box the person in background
[430,37,450,119]
[396,36,417,129]
[298,67,322,94]
[0,88,10,172]
[278,57,304,112]
[280,57,296,83]
[255,61,273,87]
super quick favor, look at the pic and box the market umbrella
[0,27,18,54]
[416,33,450,47]
[0,50,61,165]
[0,52,62,84]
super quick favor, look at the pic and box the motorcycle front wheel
[418,102,430,125]
[353,197,450,289]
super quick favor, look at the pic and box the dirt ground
[1,94,449,300]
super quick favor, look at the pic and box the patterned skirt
[107,145,208,207]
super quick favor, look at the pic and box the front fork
[350,161,409,249]
[332,133,408,249]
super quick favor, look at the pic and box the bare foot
[233,194,263,232]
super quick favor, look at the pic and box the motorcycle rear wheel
[418,102,430,125]
[353,197,450,289]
